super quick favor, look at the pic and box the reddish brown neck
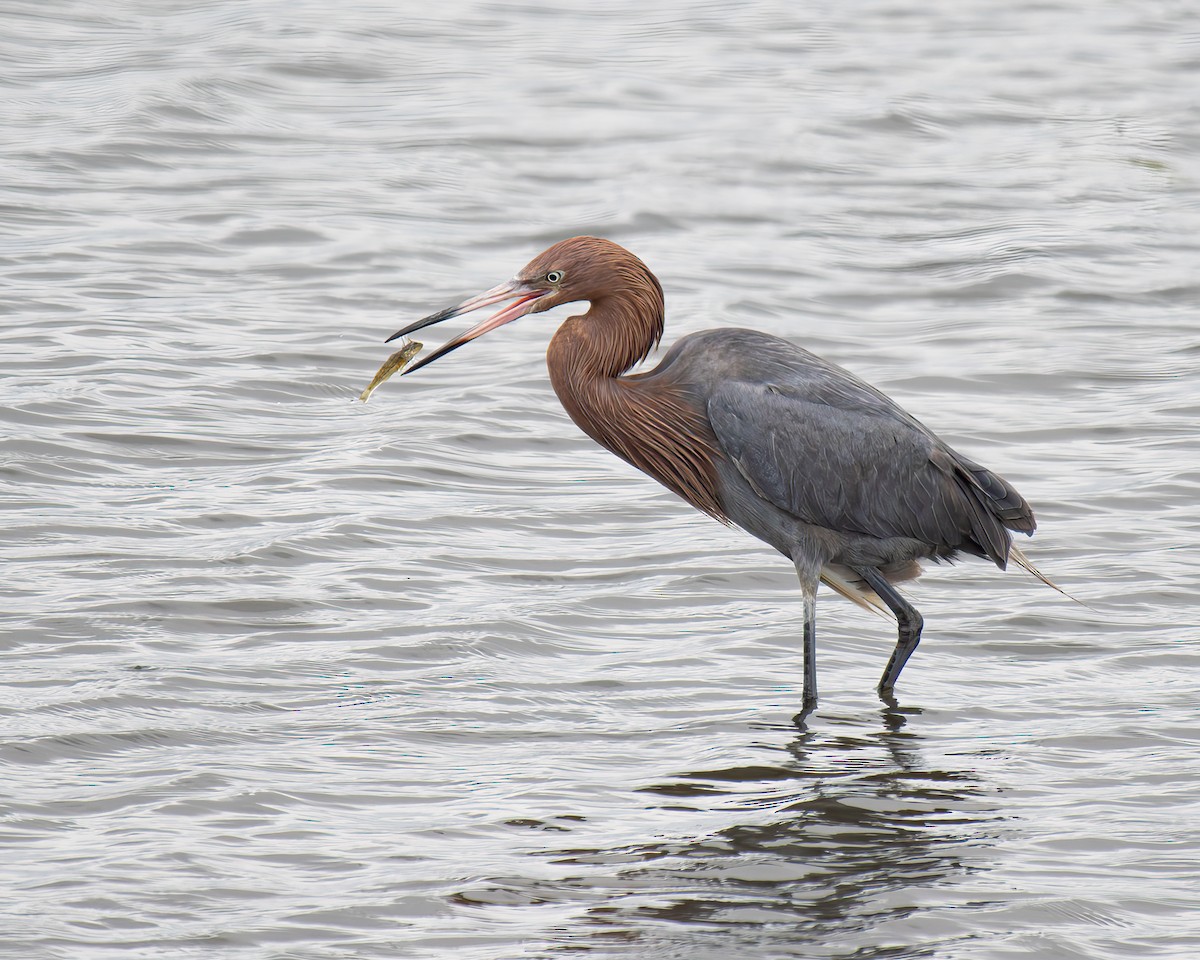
[546,296,728,522]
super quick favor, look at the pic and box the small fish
[358,340,422,402]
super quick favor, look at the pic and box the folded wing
[706,348,1034,568]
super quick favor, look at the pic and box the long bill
[386,280,548,376]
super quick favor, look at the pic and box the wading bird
[389,237,1050,716]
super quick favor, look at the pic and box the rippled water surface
[4,1,1199,957]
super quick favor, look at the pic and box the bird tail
[1009,544,1089,607]
[820,567,890,619]
[823,550,1088,614]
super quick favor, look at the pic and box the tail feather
[1009,544,1090,607]
[820,567,891,619]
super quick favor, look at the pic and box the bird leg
[793,573,819,719]
[857,566,924,697]
[802,589,818,711]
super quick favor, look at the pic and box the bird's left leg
[857,566,924,697]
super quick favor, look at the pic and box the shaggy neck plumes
[562,299,661,380]
[545,283,727,523]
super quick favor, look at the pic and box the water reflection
[458,722,1000,957]
[799,691,920,734]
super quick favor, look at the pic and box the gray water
[3,1,1199,957]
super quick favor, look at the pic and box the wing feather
[706,351,1034,567]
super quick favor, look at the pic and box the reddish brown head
[388,236,664,376]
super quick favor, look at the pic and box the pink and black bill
[386,280,551,376]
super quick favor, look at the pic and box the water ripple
[3,1,1199,958]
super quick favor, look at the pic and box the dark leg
[857,566,924,697]
[791,569,819,725]
[801,586,817,713]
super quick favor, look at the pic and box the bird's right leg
[857,566,924,697]
[801,584,817,713]
[792,563,820,719]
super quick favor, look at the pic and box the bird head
[387,236,659,375]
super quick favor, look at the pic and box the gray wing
[705,347,1033,566]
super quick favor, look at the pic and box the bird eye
[546,271,563,284]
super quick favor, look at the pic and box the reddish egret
[389,237,1049,715]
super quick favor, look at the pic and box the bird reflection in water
[453,721,1000,957]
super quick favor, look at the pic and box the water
[3,1,1198,957]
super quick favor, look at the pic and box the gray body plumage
[641,328,1035,604]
